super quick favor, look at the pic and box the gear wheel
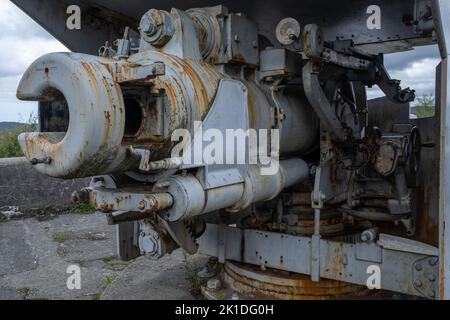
[185,218,207,239]
[160,218,205,254]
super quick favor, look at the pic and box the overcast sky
[0,1,68,123]
[0,1,442,122]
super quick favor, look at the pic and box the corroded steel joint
[16,53,139,178]
[16,50,224,179]
[139,9,175,47]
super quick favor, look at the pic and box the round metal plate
[276,18,301,45]
[223,261,370,300]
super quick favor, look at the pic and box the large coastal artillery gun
[11,0,450,299]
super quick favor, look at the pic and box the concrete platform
[0,212,206,300]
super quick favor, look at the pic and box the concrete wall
[0,157,90,212]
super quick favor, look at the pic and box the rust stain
[223,262,368,300]
[80,61,100,92]
[104,111,111,143]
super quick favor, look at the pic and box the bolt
[342,254,348,266]
[30,157,52,165]
[71,192,81,204]
[361,229,378,242]
[71,189,90,204]
[140,14,158,37]
[234,34,240,42]
[428,274,436,282]
[139,9,174,47]
[138,200,146,211]
[252,40,258,48]
[361,233,369,242]
[428,258,438,266]
[415,264,423,271]
[414,279,423,288]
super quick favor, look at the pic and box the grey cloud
[1,2,54,40]
[0,2,67,78]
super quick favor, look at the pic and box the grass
[72,260,87,268]
[103,276,117,287]
[38,205,51,215]
[52,233,76,243]
[411,94,435,119]
[30,204,58,221]
[0,115,37,159]
[182,251,207,298]
[217,293,227,300]
[18,287,31,298]
[102,256,117,264]
[72,203,95,214]
[411,105,435,118]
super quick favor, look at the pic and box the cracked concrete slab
[101,250,208,300]
[0,212,202,300]
[0,221,38,277]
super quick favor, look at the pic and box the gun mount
[11,0,450,299]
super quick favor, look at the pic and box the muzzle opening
[37,87,70,144]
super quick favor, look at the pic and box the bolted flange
[139,9,175,47]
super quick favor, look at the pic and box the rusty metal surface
[89,188,173,213]
[15,49,225,178]
[128,50,223,132]
[16,52,140,178]
[198,224,438,298]
[223,261,369,300]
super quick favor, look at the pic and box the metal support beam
[303,62,346,141]
[198,224,439,299]
[433,0,450,300]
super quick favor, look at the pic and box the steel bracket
[198,224,440,299]
[303,61,346,141]
[412,257,439,299]
[115,62,166,83]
